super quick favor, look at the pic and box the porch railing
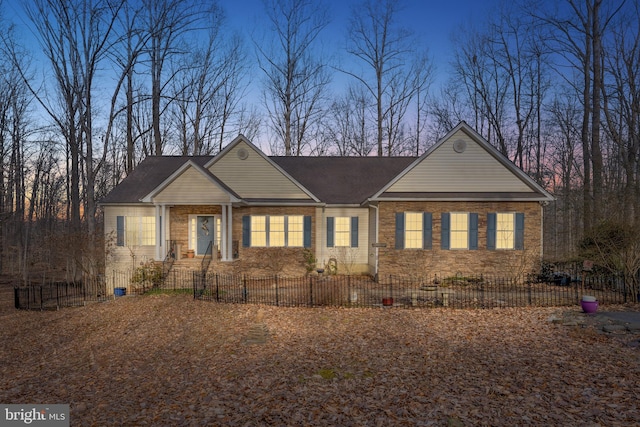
[200,241,214,276]
[162,240,177,279]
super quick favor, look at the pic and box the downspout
[540,201,548,261]
[371,204,379,279]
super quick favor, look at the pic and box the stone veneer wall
[376,201,543,279]
[170,205,222,256]
[172,206,317,277]
[226,206,316,276]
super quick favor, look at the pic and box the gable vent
[237,147,249,160]
[453,139,467,153]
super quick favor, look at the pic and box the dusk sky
[221,0,502,85]
[4,0,504,96]
[2,0,508,150]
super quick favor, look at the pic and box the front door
[197,216,215,255]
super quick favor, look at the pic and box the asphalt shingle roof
[100,156,213,204]
[271,157,416,204]
[100,155,417,205]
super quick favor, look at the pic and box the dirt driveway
[1,281,639,426]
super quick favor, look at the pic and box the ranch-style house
[100,121,554,293]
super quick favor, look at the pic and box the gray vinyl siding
[209,141,311,199]
[152,167,231,204]
[104,205,157,270]
[387,130,534,193]
[316,207,369,274]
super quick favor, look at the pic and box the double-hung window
[116,216,156,246]
[395,212,432,249]
[450,213,469,249]
[327,216,359,248]
[488,212,524,250]
[243,215,311,248]
[496,213,515,249]
[441,212,478,250]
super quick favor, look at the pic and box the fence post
[347,275,351,307]
[275,275,279,307]
[215,274,220,302]
[309,275,314,306]
[243,275,248,303]
[192,271,196,299]
[527,276,532,306]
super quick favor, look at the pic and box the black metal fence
[14,268,636,311]
[194,272,635,309]
[14,277,109,310]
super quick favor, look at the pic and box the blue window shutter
[441,213,450,250]
[116,216,125,246]
[469,213,478,250]
[487,213,496,250]
[423,212,432,249]
[303,216,312,248]
[242,215,251,247]
[327,217,334,247]
[350,217,359,247]
[351,216,358,248]
[515,213,525,250]
[395,213,405,249]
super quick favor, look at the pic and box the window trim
[396,212,432,250]
[327,216,359,248]
[441,212,478,250]
[488,212,525,251]
[116,215,156,247]
[242,215,311,248]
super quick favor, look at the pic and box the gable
[151,165,234,204]
[208,139,314,200]
[385,127,540,195]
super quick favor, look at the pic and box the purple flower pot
[581,300,598,314]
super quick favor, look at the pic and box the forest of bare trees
[0,0,639,280]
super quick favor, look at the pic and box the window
[496,213,515,249]
[335,217,351,247]
[395,212,432,249]
[450,213,469,249]
[488,212,524,250]
[327,216,358,248]
[441,212,478,250]
[287,215,304,247]
[117,216,156,246]
[269,216,285,247]
[251,216,267,247]
[242,215,310,248]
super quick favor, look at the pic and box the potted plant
[580,295,598,314]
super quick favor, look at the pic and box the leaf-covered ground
[1,288,639,426]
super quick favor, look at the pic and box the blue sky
[221,0,500,84]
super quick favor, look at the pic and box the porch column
[155,204,162,260]
[221,204,228,261]
[161,204,168,259]
[226,204,233,260]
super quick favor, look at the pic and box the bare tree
[256,0,331,156]
[601,3,640,225]
[325,85,374,156]
[538,0,626,231]
[171,14,249,155]
[142,0,205,155]
[345,0,423,156]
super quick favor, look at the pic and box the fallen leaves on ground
[1,289,639,426]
